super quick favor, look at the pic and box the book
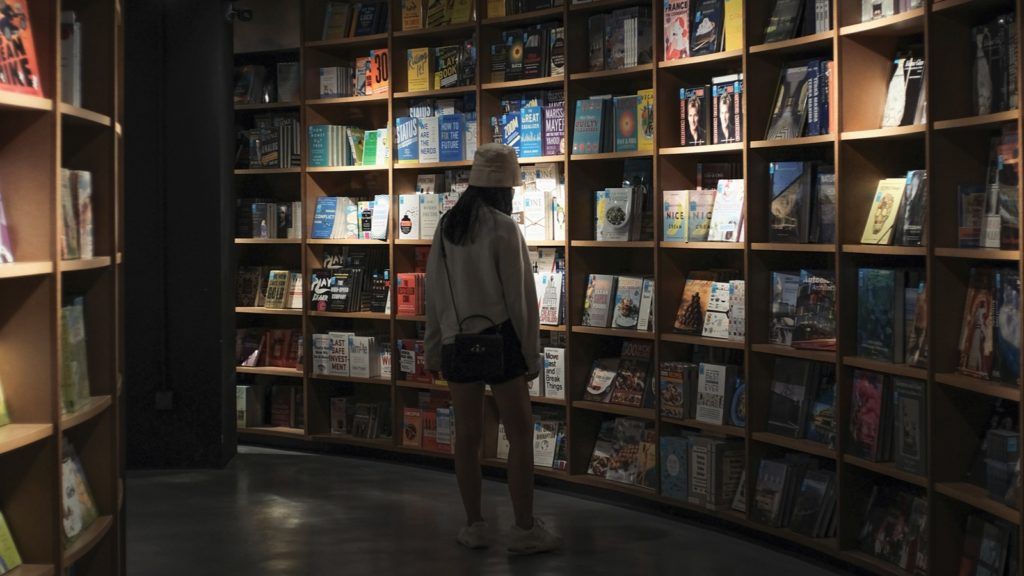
[769,271,800,345]
[881,55,926,128]
[860,178,906,245]
[982,125,1020,250]
[637,277,655,332]
[804,367,836,447]
[674,272,714,333]
[958,183,987,248]
[793,270,835,350]
[788,470,834,537]
[407,47,431,92]
[895,170,927,246]
[396,117,419,164]
[752,458,790,526]
[680,86,709,146]
[61,11,81,106]
[723,0,742,51]
[764,0,804,43]
[613,95,639,153]
[595,188,635,242]
[584,358,620,402]
[549,26,565,77]
[765,64,811,140]
[609,340,654,407]
[972,14,1018,115]
[660,361,696,419]
[417,116,439,164]
[695,362,737,425]
[711,75,742,144]
[707,179,744,242]
[398,195,420,240]
[519,105,543,158]
[61,440,99,544]
[0,1,42,96]
[766,358,814,437]
[582,274,617,328]
[263,270,290,309]
[571,99,604,155]
[661,436,690,500]
[958,267,997,378]
[543,103,565,156]
[0,191,11,263]
[663,189,689,241]
[543,347,566,399]
[687,188,716,241]
[893,377,927,476]
[522,26,545,79]
[664,0,690,61]
[60,169,79,259]
[769,161,812,243]
[60,297,90,413]
[690,0,724,56]
[402,0,425,30]
[995,269,1020,383]
[702,281,731,339]
[636,88,655,153]
[849,369,888,461]
[857,268,905,362]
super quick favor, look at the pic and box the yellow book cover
[449,0,473,24]
[860,178,907,244]
[636,88,655,153]
[723,0,743,52]
[0,511,21,573]
[407,48,431,92]
[487,0,505,18]
[402,0,424,30]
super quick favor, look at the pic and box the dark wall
[124,0,237,468]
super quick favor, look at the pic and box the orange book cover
[421,409,439,452]
[0,1,42,96]
[370,49,389,95]
[402,407,422,447]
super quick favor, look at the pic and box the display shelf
[235,366,304,378]
[935,481,1021,525]
[934,247,1020,261]
[749,31,835,55]
[60,257,113,272]
[234,238,303,245]
[658,49,743,69]
[7,565,55,576]
[660,333,744,350]
[0,424,52,456]
[517,155,565,165]
[570,240,655,248]
[308,311,390,320]
[238,426,306,439]
[233,101,300,111]
[393,160,474,170]
[749,134,835,148]
[751,432,836,460]
[234,307,303,316]
[571,325,656,340]
[481,6,563,26]
[661,416,745,438]
[572,400,655,420]
[482,76,565,91]
[306,165,388,173]
[840,124,927,141]
[392,445,456,459]
[0,262,54,279]
[570,474,657,497]
[842,357,927,380]
[392,85,476,99]
[0,91,53,112]
[529,396,567,406]
[568,0,646,13]
[934,109,1020,131]
[750,523,840,556]
[750,243,836,253]
[934,372,1021,401]
[396,379,447,392]
[482,458,570,479]
[658,142,744,155]
[306,238,389,245]
[525,240,566,247]
[394,239,432,246]
[660,241,743,250]
[60,396,113,432]
[539,324,567,332]
[311,374,391,386]
[62,515,113,566]
[234,167,302,175]
[569,64,653,81]
[841,245,927,256]
[59,103,112,127]
[932,0,1015,14]
[569,150,652,161]
[312,434,394,450]
[395,314,427,322]
[392,21,477,40]
[750,344,836,363]
[305,94,389,106]
[304,32,389,49]
[839,8,926,36]
[842,550,916,576]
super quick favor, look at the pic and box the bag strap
[439,214,499,333]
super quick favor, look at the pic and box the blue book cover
[311,197,340,239]
[613,95,639,152]
[571,99,604,155]
[519,105,543,158]
[396,116,419,164]
[438,113,466,163]
[308,125,330,167]
[660,436,689,501]
[501,112,521,153]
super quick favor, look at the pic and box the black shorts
[482,320,528,385]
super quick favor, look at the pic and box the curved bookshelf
[59,104,112,127]
[658,49,743,69]
[0,424,52,456]
[0,261,54,279]
[481,6,563,26]
[749,31,834,55]
[0,92,53,112]
[62,516,113,566]
[7,565,55,576]
[60,396,113,432]
[839,8,925,37]
[60,257,113,273]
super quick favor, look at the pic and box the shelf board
[934,110,1019,131]
[539,324,567,332]
[311,373,391,386]
[571,325,656,340]
[660,332,744,350]
[0,261,54,279]
[234,238,302,245]
[482,457,570,479]
[234,101,300,111]
[842,550,917,576]
[306,164,388,173]
[394,160,474,170]
[306,238,388,245]
[661,416,745,438]
[61,257,113,272]
[392,444,455,459]
[841,124,926,141]
[750,343,836,363]
[843,455,927,487]
[935,247,1019,261]
[7,565,55,576]
[63,515,113,566]
[393,85,476,99]
[530,396,567,406]
[569,150,652,161]
[749,31,834,55]
[842,356,927,380]
[751,432,836,459]
[658,49,743,70]
[751,242,836,253]
[392,21,477,40]
[312,434,394,450]
[570,240,654,248]
[569,64,653,82]
[482,76,564,91]
[570,474,657,498]
[60,395,113,432]
[935,372,1021,401]
[570,0,648,14]
[395,314,427,322]
[0,423,52,456]
[234,307,303,316]
[304,32,389,49]
[517,154,565,165]
[305,94,389,106]
[235,366,303,378]
[839,8,926,36]
[525,240,566,247]
[308,311,390,320]
[234,167,301,175]
[59,103,112,127]
[658,142,743,155]
[932,0,1015,14]
[660,241,743,250]
[396,379,447,392]
[482,6,563,26]
[841,244,926,256]
[0,92,52,112]
[394,239,432,246]
[238,426,306,439]
[935,481,1020,525]
[573,400,655,419]
[749,134,834,149]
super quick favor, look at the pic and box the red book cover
[397,273,419,316]
[421,409,439,452]
[267,329,292,367]
[414,246,430,273]
[270,386,293,428]
[0,2,43,96]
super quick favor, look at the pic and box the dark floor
[127,447,850,576]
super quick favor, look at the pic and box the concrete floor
[127,447,851,576]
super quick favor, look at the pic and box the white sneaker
[457,521,490,549]
[508,518,563,555]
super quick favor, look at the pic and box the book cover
[0,190,12,263]
[416,116,439,164]
[765,64,811,140]
[433,45,460,89]
[501,112,521,153]
[661,436,690,500]
[690,0,723,56]
[793,269,836,350]
[696,362,735,425]
[439,113,465,163]
[587,14,606,71]
[810,164,836,243]
[728,279,745,341]
[506,30,525,80]
[664,0,690,60]
[595,187,635,241]
[0,1,42,96]
[549,26,565,77]
[403,407,422,447]
[613,95,639,152]
[681,86,709,146]
[711,76,742,144]
[543,347,566,399]
[402,0,424,30]
[368,48,389,95]
[571,99,604,155]
[637,277,655,332]
[893,377,927,476]
[582,274,617,327]
[398,195,420,240]
[856,268,904,362]
[687,188,716,241]
[764,0,804,43]
[805,367,836,447]
[674,272,715,333]
[958,267,997,378]
[849,369,887,460]
[407,47,431,92]
[769,161,812,243]
[765,357,813,437]
[636,88,655,153]
[752,459,790,526]
[396,117,419,164]
[769,271,800,345]
[995,269,1020,382]
[958,183,986,248]
[611,276,644,329]
[609,340,655,407]
[519,105,543,158]
[881,55,925,128]
[543,103,565,156]
[663,189,689,241]
[723,0,742,51]
[660,361,695,419]
[61,441,99,544]
[419,193,442,240]
[895,170,927,247]
[788,470,833,537]
[860,178,907,244]
[707,179,744,241]
[522,26,545,79]
[584,357,620,402]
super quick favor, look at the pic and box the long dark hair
[441,185,514,245]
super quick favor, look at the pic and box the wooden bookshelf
[229,1,1024,573]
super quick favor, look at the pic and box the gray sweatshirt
[424,206,540,376]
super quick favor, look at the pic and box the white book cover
[370,194,390,240]
[287,272,303,309]
[696,363,727,424]
[312,334,331,376]
[543,347,566,399]
[707,282,731,312]
[419,193,442,240]
[417,116,440,163]
[436,407,453,447]
[551,186,566,241]
[533,420,558,468]
[701,310,730,339]
[375,128,389,166]
[330,397,348,435]
[728,280,745,341]
[319,67,340,98]
[348,335,379,378]
[533,247,558,274]
[442,191,461,215]
[74,171,93,258]
[416,174,442,193]
[663,189,689,241]
[61,12,82,106]
[342,197,361,239]
[539,272,563,325]
[465,114,478,161]
[596,188,634,241]
[398,195,420,240]
[522,186,549,240]
[528,369,543,396]
[707,179,745,242]
[379,344,392,379]
[290,201,303,239]
[496,423,511,460]
[637,277,655,332]
[327,331,354,377]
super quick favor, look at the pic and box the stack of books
[570,91,654,154]
[308,124,390,168]
[587,417,658,488]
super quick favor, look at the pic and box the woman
[425,144,562,555]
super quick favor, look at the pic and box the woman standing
[425,144,562,555]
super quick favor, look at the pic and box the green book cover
[60,297,91,414]
[362,130,379,166]
[0,510,22,573]
[0,379,9,427]
[61,439,99,545]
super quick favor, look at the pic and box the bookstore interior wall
[0,0,126,575]
[232,0,1023,573]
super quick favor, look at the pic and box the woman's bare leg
[490,376,535,530]
[449,381,486,525]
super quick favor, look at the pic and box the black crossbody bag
[439,219,506,383]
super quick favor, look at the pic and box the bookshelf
[231,0,1024,573]
[0,0,124,575]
